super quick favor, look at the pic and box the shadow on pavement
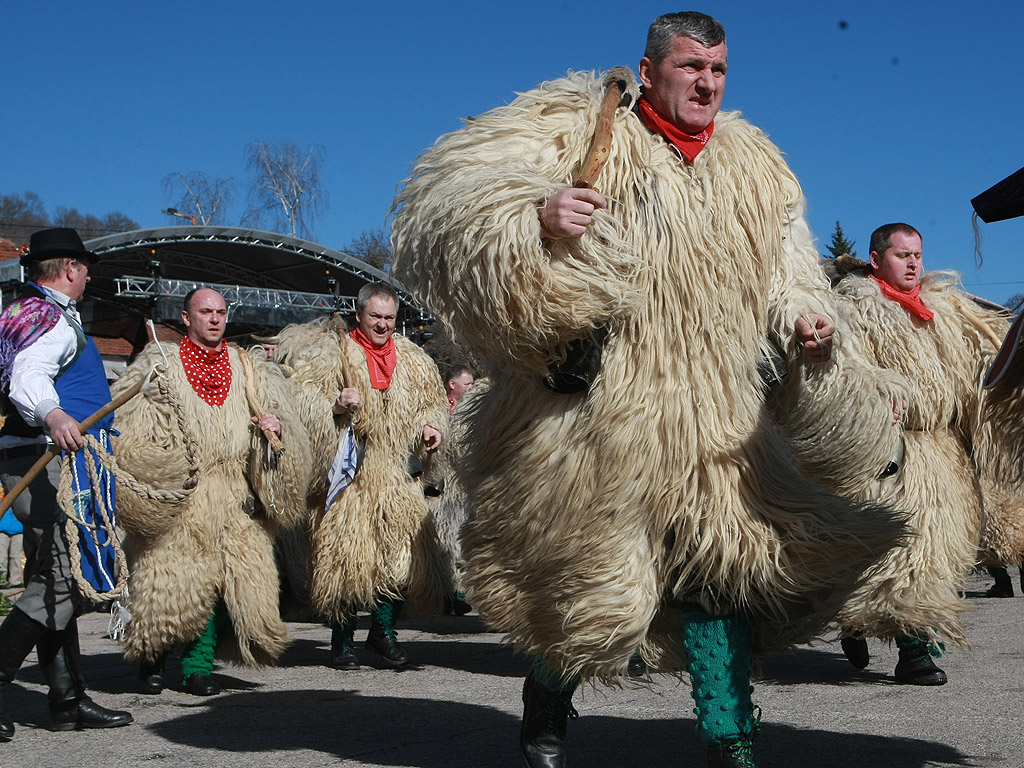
[139,688,975,768]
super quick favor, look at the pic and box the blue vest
[55,327,119,593]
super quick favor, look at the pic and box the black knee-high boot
[0,607,49,739]
[520,660,579,768]
[37,618,133,731]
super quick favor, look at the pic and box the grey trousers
[0,532,23,585]
[0,454,82,630]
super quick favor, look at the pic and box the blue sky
[4,1,1023,304]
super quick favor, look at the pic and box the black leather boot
[365,623,409,667]
[443,592,472,616]
[627,650,648,678]
[985,566,1013,597]
[366,601,409,667]
[0,608,49,740]
[181,673,221,696]
[520,670,578,768]
[894,642,947,686]
[707,737,758,767]
[138,656,166,694]
[840,635,870,669]
[330,623,360,670]
[38,619,133,730]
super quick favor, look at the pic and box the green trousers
[181,600,232,679]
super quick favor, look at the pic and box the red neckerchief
[870,275,934,322]
[636,97,714,162]
[179,336,232,406]
[349,327,397,390]
[448,398,457,414]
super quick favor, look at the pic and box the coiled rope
[58,365,202,602]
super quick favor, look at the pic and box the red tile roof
[0,237,25,263]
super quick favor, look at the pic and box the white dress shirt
[8,285,83,430]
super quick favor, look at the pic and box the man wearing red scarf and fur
[391,12,909,768]
[273,282,448,670]
[111,288,311,696]
[772,223,1024,686]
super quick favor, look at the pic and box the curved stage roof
[75,226,428,354]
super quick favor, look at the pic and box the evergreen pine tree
[825,220,857,259]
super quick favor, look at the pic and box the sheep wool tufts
[391,69,907,683]
[112,342,312,666]
[429,379,489,596]
[272,316,450,619]
[772,271,1024,645]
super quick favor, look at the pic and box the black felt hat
[972,166,1024,223]
[21,228,99,266]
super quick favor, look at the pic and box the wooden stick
[0,366,161,517]
[234,345,285,456]
[574,67,632,190]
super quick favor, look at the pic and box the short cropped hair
[27,257,76,283]
[445,364,473,382]
[869,223,922,255]
[356,281,399,312]
[644,11,726,64]
[182,287,201,314]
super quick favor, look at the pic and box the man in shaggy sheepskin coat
[436,366,478,617]
[390,11,906,768]
[111,288,312,696]
[272,282,448,670]
[771,223,1024,687]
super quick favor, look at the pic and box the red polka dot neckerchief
[179,336,233,406]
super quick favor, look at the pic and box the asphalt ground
[0,570,1021,768]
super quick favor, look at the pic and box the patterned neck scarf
[870,275,934,322]
[179,336,232,406]
[636,97,715,162]
[349,327,397,390]
[0,296,62,390]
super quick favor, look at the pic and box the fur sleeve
[771,288,912,497]
[394,336,451,477]
[952,293,1024,488]
[392,71,647,375]
[272,318,348,503]
[244,348,313,532]
[772,364,909,498]
[765,168,835,357]
[110,345,195,538]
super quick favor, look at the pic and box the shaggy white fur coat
[272,318,449,618]
[772,271,1024,644]
[112,343,312,665]
[391,70,906,681]
[429,381,488,596]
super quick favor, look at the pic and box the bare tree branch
[162,172,235,225]
[345,227,392,271]
[242,140,326,239]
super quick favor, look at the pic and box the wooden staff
[234,345,285,456]
[0,366,161,517]
[573,66,633,190]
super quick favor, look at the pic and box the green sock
[331,611,358,649]
[181,610,218,679]
[370,597,403,637]
[681,611,757,744]
[532,656,579,695]
[896,631,943,658]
